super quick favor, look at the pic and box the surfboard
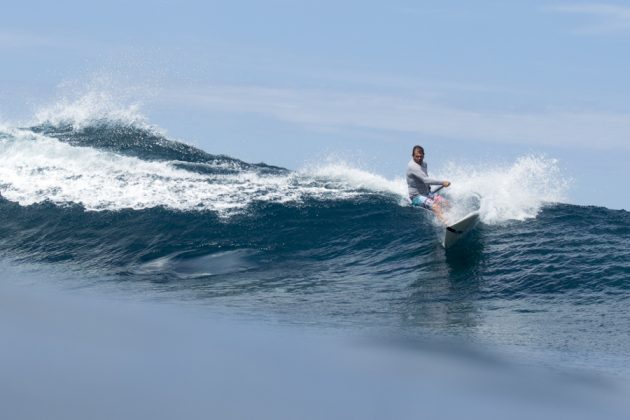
[442,211,480,249]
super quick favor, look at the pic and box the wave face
[0,119,626,293]
[2,116,630,375]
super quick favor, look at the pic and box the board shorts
[411,193,444,210]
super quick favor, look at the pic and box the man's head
[412,145,424,165]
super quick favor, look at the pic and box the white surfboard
[442,211,480,249]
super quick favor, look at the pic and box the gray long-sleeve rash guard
[406,159,445,199]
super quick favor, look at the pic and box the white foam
[0,129,368,214]
[299,159,408,197]
[442,156,571,224]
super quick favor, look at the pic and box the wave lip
[0,124,397,214]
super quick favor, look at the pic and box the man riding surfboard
[406,145,451,223]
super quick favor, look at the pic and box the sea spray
[298,155,570,225]
[443,156,571,224]
[33,76,155,131]
[299,158,408,197]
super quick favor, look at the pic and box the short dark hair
[412,145,424,156]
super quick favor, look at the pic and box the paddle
[431,185,445,195]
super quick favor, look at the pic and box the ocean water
[1,106,630,419]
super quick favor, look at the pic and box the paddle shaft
[431,185,445,195]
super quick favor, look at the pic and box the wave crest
[35,90,150,131]
[0,128,390,214]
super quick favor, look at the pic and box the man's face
[413,149,424,165]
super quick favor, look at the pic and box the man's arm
[408,163,446,186]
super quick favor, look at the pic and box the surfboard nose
[443,211,480,249]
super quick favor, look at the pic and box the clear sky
[1,1,629,209]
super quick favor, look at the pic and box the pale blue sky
[1,1,630,209]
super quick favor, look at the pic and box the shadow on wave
[29,122,287,175]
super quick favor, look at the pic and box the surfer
[406,145,451,223]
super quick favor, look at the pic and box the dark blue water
[2,120,630,381]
